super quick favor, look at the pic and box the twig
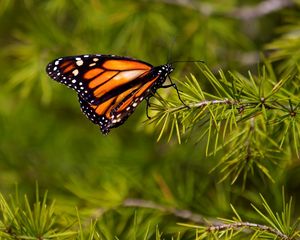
[170,98,241,111]
[159,0,294,20]
[123,198,209,224]
[232,0,294,20]
[159,0,214,17]
[167,98,280,112]
[189,99,238,108]
[123,198,291,239]
[207,222,291,240]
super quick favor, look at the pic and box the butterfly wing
[78,71,162,134]
[46,54,174,133]
[46,54,153,105]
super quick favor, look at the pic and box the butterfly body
[46,54,174,134]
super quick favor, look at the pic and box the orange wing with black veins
[46,54,173,134]
[46,55,152,105]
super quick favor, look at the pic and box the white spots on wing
[132,102,137,107]
[55,60,59,65]
[84,55,89,58]
[93,58,99,62]
[89,63,96,67]
[72,79,77,83]
[72,69,79,76]
[53,66,57,71]
[100,116,109,124]
[76,60,83,66]
[112,117,122,123]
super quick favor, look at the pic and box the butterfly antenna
[170,60,205,64]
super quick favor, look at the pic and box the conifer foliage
[0,0,300,239]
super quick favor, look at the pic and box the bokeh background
[0,0,300,238]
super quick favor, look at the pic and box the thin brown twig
[207,222,291,240]
[159,0,214,17]
[123,198,291,239]
[170,98,241,111]
[232,0,294,20]
[189,99,238,108]
[123,198,209,224]
[159,0,294,20]
[166,98,280,112]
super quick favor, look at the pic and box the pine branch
[159,0,294,20]
[231,0,294,20]
[179,99,239,110]
[123,195,298,240]
[0,190,78,239]
[205,222,291,240]
[122,191,299,239]
[123,198,209,224]
[149,63,300,183]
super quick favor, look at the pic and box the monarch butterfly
[46,54,181,134]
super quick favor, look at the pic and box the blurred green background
[0,0,300,238]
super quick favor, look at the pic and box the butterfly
[46,54,181,134]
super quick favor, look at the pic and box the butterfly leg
[161,77,190,109]
[145,96,152,119]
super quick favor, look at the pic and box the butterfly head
[156,63,174,77]
[164,63,174,73]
